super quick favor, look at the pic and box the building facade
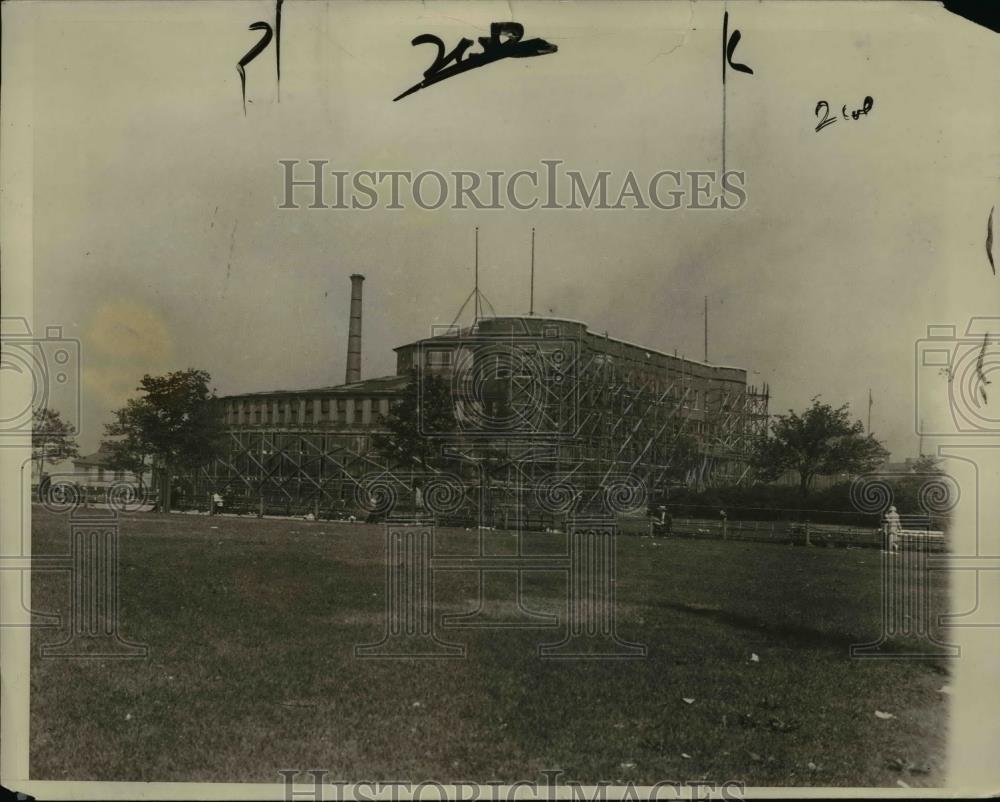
[182,304,768,519]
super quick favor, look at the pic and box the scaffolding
[178,429,408,517]
[176,324,769,519]
[487,335,772,498]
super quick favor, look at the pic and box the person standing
[884,505,902,554]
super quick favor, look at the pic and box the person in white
[884,505,902,553]
[212,492,224,515]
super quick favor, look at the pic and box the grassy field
[29,507,949,786]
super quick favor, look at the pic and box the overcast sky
[25,0,999,457]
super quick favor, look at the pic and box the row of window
[225,397,390,426]
[410,345,746,411]
[590,385,719,410]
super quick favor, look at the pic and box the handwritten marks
[813,102,835,132]
[722,11,754,84]
[236,0,283,114]
[230,3,892,167]
[237,23,273,115]
[845,96,875,121]
[276,0,284,99]
[814,96,874,133]
[721,11,754,173]
[976,334,991,404]
[393,22,557,102]
[987,206,995,275]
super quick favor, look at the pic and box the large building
[179,275,768,519]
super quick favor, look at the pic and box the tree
[32,407,79,481]
[664,429,701,484]
[103,369,226,512]
[372,369,456,472]
[752,398,889,499]
[100,432,153,492]
[911,454,943,475]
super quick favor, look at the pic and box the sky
[23,0,1000,458]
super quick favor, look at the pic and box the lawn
[29,506,949,786]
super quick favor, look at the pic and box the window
[304,400,314,423]
[320,399,330,420]
[336,399,347,423]
[427,349,453,367]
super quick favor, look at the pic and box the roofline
[219,374,409,401]
[394,315,748,374]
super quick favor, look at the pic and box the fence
[619,516,947,551]
[33,481,157,511]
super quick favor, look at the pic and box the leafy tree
[892,453,953,523]
[100,434,152,491]
[32,407,79,480]
[666,429,701,483]
[103,369,226,512]
[752,398,889,499]
[372,369,456,472]
[911,454,943,475]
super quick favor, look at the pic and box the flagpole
[867,389,872,433]
[529,227,535,316]
[704,296,709,363]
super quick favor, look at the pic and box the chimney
[345,273,364,384]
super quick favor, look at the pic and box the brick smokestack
[345,273,364,384]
